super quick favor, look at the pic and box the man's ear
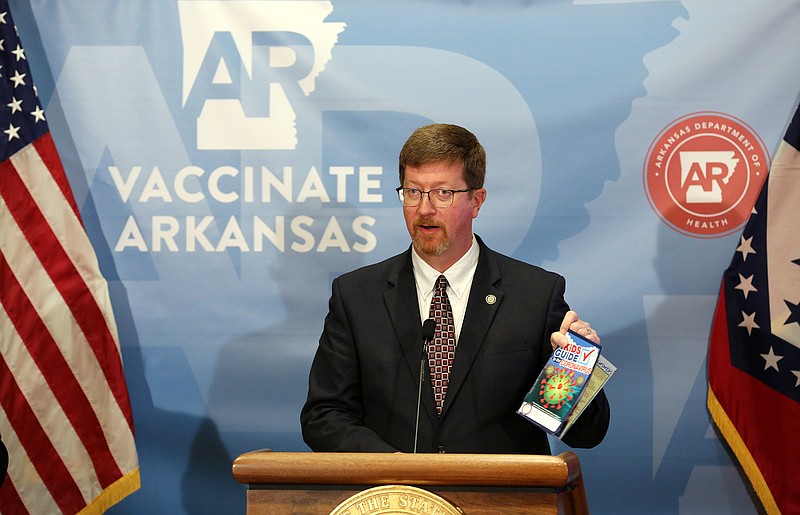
[472,188,487,217]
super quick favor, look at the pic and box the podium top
[232,450,582,489]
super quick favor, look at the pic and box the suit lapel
[383,250,438,414]
[440,241,502,417]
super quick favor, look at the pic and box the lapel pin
[485,294,497,305]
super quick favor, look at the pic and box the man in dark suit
[301,123,609,454]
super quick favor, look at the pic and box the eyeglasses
[395,187,473,208]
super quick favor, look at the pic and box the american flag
[0,1,140,513]
[708,101,800,515]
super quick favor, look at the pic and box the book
[559,354,616,438]
[517,329,612,438]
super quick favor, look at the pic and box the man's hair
[398,124,486,189]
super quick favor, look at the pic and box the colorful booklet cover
[517,329,605,437]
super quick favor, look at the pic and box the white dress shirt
[411,235,480,343]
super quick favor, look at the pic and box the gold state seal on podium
[329,485,462,515]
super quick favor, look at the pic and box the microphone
[414,318,436,453]
[421,318,436,352]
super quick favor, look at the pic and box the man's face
[402,161,486,271]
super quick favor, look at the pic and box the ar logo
[178,1,345,150]
[679,151,739,204]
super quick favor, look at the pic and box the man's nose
[416,193,437,214]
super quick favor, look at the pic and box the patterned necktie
[428,275,456,414]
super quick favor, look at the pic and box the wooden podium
[232,450,589,514]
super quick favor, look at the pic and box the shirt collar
[411,235,479,301]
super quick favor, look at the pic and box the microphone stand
[414,319,436,453]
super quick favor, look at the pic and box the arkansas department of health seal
[329,485,462,515]
[643,111,769,238]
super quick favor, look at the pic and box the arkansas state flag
[708,100,800,515]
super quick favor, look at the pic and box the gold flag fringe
[78,468,141,515]
[707,387,779,515]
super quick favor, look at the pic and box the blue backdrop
[12,1,800,513]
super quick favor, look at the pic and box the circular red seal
[644,112,770,238]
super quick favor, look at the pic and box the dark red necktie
[428,275,456,414]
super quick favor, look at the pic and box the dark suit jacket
[301,236,610,454]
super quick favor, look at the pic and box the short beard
[412,221,449,256]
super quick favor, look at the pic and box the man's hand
[550,310,601,350]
